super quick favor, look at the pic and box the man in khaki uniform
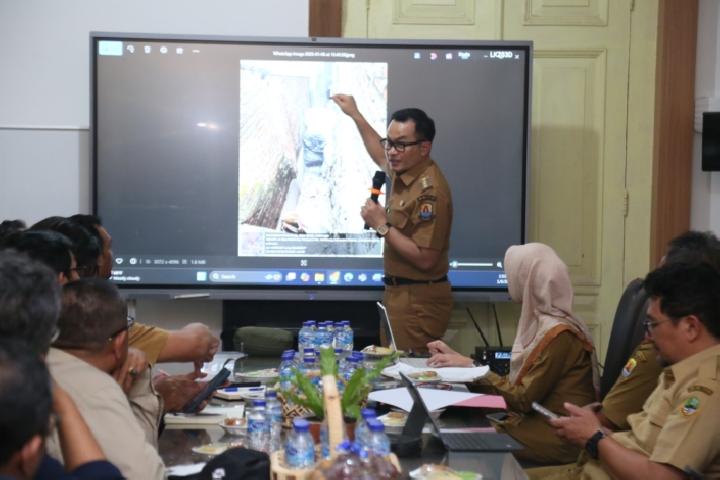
[594,230,719,431]
[530,261,720,479]
[47,278,166,480]
[331,94,453,353]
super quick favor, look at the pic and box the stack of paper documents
[369,387,506,412]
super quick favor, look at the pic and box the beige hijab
[504,243,600,395]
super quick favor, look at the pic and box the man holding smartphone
[530,261,720,479]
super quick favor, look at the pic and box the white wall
[0,0,308,367]
[691,0,720,233]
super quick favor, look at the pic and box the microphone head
[371,170,387,188]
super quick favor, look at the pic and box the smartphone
[531,401,560,420]
[181,367,231,413]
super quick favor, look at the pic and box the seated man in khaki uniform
[597,230,720,431]
[69,214,220,368]
[47,278,166,480]
[529,261,720,479]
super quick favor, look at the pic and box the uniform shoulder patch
[622,358,638,377]
[680,396,700,416]
[687,385,714,396]
[418,201,435,221]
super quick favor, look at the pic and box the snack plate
[220,417,247,436]
[361,345,402,358]
[407,371,442,383]
[192,443,229,457]
[234,368,279,384]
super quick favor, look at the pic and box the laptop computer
[376,301,398,351]
[398,372,523,453]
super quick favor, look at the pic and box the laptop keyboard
[442,433,522,452]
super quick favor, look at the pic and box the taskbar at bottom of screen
[110,268,507,288]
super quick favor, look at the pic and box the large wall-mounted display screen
[92,34,531,299]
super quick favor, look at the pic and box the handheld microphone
[364,170,387,229]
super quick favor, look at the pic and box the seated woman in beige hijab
[427,243,599,465]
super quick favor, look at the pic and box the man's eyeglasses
[643,318,670,334]
[379,138,426,152]
[108,315,135,341]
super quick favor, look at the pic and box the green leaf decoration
[292,368,324,418]
[319,347,338,377]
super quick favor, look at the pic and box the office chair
[599,278,649,399]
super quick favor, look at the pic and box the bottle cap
[361,408,377,419]
[367,418,385,432]
[293,418,309,431]
[265,390,277,398]
[253,399,266,407]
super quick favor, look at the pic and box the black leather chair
[599,278,649,399]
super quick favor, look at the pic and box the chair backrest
[599,278,649,399]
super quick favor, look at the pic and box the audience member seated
[0,219,25,241]
[0,251,122,479]
[46,278,165,480]
[597,230,720,431]
[0,230,78,285]
[427,243,599,465]
[528,261,720,479]
[30,217,101,278]
[68,214,220,369]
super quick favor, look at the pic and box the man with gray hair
[0,251,121,479]
[46,278,165,480]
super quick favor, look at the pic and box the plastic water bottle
[354,408,377,449]
[248,399,269,452]
[315,324,332,351]
[366,419,391,456]
[298,320,316,355]
[324,321,336,348]
[285,418,316,468]
[278,351,296,392]
[265,391,284,452]
[335,320,354,353]
[342,354,360,383]
[301,355,320,389]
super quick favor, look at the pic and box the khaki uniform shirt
[601,340,663,429]
[477,330,596,464]
[581,343,720,479]
[129,322,170,366]
[385,158,452,280]
[46,348,166,480]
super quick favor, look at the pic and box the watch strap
[585,429,606,460]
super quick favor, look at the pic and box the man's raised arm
[331,94,387,169]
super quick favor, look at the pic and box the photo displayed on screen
[93,36,530,297]
[237,60,386,258]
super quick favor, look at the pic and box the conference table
[158,356,528,480]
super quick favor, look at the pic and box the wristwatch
[375,223,391,237]
[585,429,606,460]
